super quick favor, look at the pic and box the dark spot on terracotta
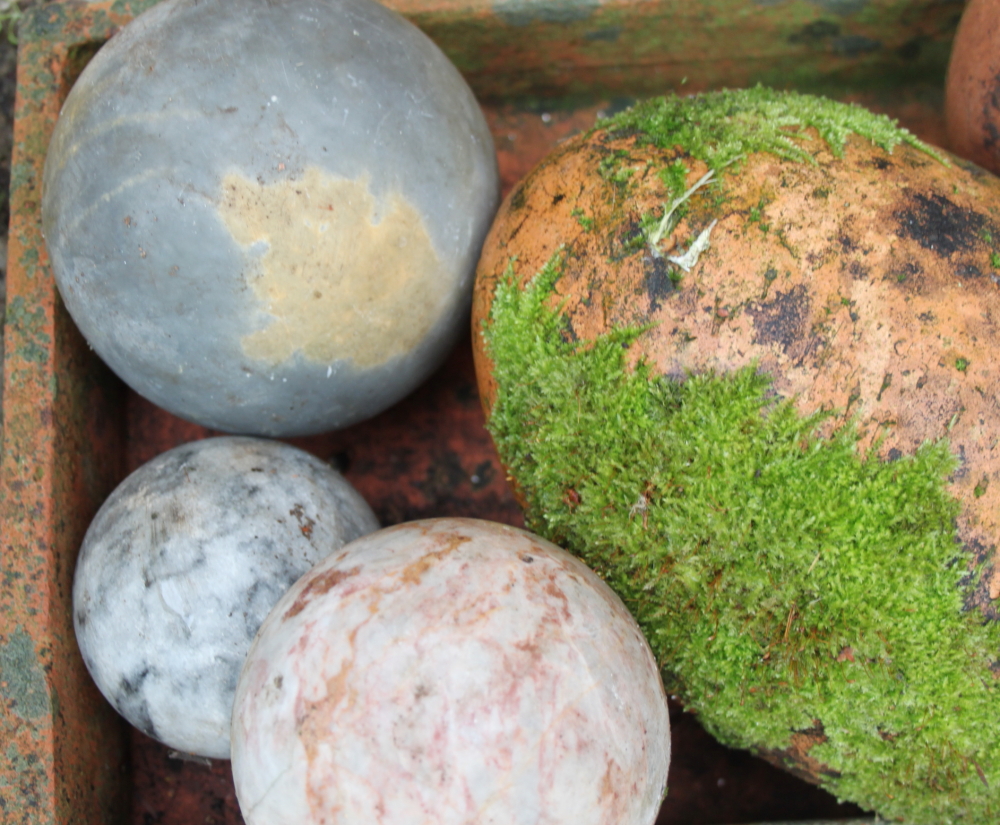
[988,72,1000,116]
[890,260,924,293]
[962,537,1000,622]
[984,72,1000,153]
[958,263,985,279]
[792,334,826,370]
[917,311,935,324]
[609,216,644,261]
[552,193,565,205]
[985,121,1000,155]
[838,233,858,253]
[950,444,969,481]
[870,156,892,171]
[508,184,526,212]
[746,285,811,352]
[964,536,993,568]
[895,192,987,256]
[847,260,868,280]
[877,373,892,401]
[561,314,580,344]
[645,254,675,311]
[886,448,903,462]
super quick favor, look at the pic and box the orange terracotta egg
[472,88,1000,823]
[946,0,1000,173]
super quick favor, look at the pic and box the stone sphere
[945,0,1000,175]
[472,89,1000,822]
[231,518,670,825]
[42,0,499,436]
[73,436,379,758]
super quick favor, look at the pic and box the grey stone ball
[72,436,379,759]
[42,0,499,435]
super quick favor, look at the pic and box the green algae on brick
[482,253,1000,824]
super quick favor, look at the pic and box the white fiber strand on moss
[668,220,718,272]
[646,168,715,256]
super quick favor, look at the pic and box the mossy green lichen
[598,85,943,171]
[571,207,595,231]
[483,253,1000,824]
[592,87,944,284]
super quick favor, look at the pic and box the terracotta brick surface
[0,1,952,823]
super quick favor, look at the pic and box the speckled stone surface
[41,0,499,436]
[73,436,379,759]
[231,517,670,825]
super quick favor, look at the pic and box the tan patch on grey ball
[218,167,445,368]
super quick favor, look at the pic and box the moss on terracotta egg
[473,88,1000,824]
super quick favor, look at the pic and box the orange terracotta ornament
[946,0,1000,173]
[473,88,1000,824]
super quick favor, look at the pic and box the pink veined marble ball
[231,517,670,825]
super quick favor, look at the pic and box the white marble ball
[73,436,379,759]
[231,517,671,825]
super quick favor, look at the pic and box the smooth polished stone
[73,436,379,759]
[232,517,671,825]
[42,0,499,436]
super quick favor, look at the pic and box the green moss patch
[588,88,945,284]
[600,86,942,172]
[483,253,1000,824]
